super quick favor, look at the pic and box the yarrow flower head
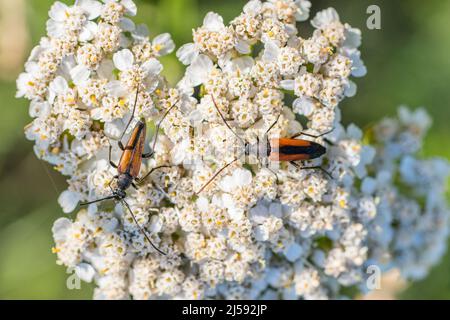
[17,0,449,300]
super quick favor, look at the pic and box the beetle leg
[80,195,116,206]
[122,199,167,255]
[132,182,139,190]
[137,165,174,185]
[108,176,118,194]
[109,176,118,186]
[150,100,179,157]
[267,167,280,185]
[289,162,333,179]
[196,158,239,195]
[291,128,335,140]
[118,87,139,147]
[109,144,118,169]
[264,113,282,135]
[142,151,154,159]
[118,141,125,151]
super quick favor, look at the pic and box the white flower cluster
[167,0,375,299]
[17,0,449,300]
[17,0,176,189]
[365,107,450,283]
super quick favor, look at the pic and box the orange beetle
[269,138,326,162]
[81,89,177,255]
[196,96,332,194]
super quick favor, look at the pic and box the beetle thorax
[117,173,133,191]
[114,188,127,200]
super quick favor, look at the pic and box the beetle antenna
[122,199,167,255]
[151,99,179,154]
[291,127,335,140]
[265,112,282,136]
[119,85,140,144]
[211,96,246,146]
[80,195,116,206]
[137,165,177,185]
[196,157,239,195]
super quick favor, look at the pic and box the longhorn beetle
[81,88,178,255]
[196,96,333,194]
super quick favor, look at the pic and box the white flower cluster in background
[17,0,449,300]
[365,107,450,283]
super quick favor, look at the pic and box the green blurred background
[0,0,449,299]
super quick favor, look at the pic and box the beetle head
[309,143,326,159]
[117,174,132,191]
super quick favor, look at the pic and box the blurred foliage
[0,0,449,299]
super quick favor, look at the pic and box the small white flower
[112,48,163,92]
[185,54,214,87]
[311,7,340,29]
[295,0,312,22]
[284,242,303,262]
[58,190,82,214]
[47,1,101,40]
[75,263,96,282]
[70,64,91,85]
[177,43,199,66]
[52,217,72,242]
[152,33,176,57]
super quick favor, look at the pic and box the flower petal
[122,0,137,16]
[284,243,303,262]
[263,41,280,62]
[29,101,51,118]
[105,80,128,97]
[70,65,91,85]
[311,7,340,29]
[293,97,315,117]
[79,21,98,42]
[58,190,81,214]
[149,215,163,233]
[78,0,102,20]
[142,58,163,75]
[280,79,295,91]
[49,1,68,22]
[153,33,176,56]
[75,263,96,283]
[244,0,262,15]
[52,217,72,242]
[235,39,251,55]
[177,43,198,65]
[203,12,225,31]
[46,20,65,38]
[97,59,115,80]
[131,23,149,41]
[113,49,134,71]
[344,80,357,97]
[50,76,69,94]
[119,17,136,32]
[186,54,213,87]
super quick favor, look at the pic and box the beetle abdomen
[268,138,326,161]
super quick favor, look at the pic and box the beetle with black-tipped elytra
[196,96,333,194]
[81,88,178,255]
